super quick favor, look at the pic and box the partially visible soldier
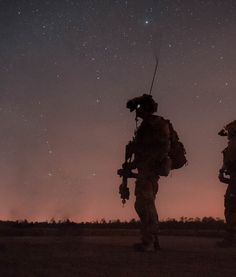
[218,120,236,247]
[119,94,172,252]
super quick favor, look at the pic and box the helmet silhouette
[219,120,236,138]
[126,94,158,114]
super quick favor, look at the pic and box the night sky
[0,0,236,222]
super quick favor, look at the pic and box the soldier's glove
[117,167,131,177]
[218,169,230,184]
[117,168,138,178]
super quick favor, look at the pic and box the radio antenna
[149,56,159,95]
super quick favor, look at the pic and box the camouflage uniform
[119,94,172,251]
[219,120,236,244]
[222,138,236,239]
[133,115,170,246]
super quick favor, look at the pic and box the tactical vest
[134,115,187,173]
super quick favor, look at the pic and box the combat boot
[133,242,156,252]
[154,237,161,250]
[217,234,235,248]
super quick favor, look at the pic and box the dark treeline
[0,217,225,230]
[0,217,226,237]
[78,217,225,230]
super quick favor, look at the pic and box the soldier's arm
[223,143,236,167]
[218,166,230,184]
[154,120,171,159]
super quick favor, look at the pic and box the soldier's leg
[134,176,159,250]
[218,194,236,247]
[134,197,151,244]
[225,195,236,240]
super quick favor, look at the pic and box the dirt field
[0,235,236,277]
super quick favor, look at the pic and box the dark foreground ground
[0,235,236,277]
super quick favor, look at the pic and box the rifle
[117,141,137,205]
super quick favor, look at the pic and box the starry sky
[0,0,236,222]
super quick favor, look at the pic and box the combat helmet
[218,120,236,138]
[126,94,158,114]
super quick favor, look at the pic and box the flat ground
[0,235,236,277]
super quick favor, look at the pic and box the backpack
[167,120,187,170]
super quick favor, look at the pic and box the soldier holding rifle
[118,94,172,252]
[218,120,236,247]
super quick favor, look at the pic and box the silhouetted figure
[218,120,236,247]
[118,94,186,252]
